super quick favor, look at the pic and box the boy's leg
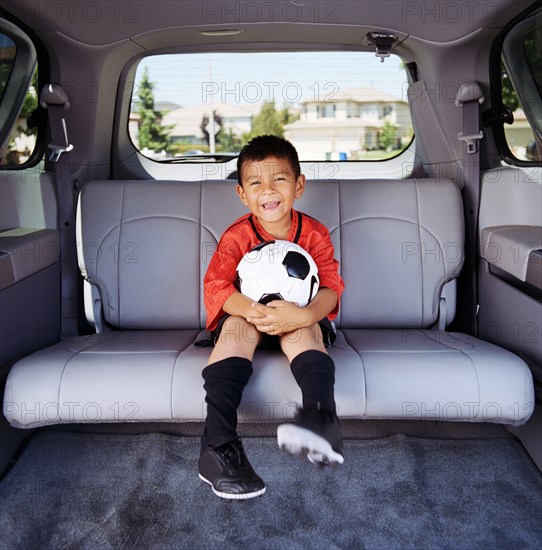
[201,315,262,448]
[201,356,253,449]
[278,324,343,465]
[280,324,335,412]
[199,316,265,499]
[207,314,262,364]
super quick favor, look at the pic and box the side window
[501,8,542,163]
[0,34,16,102]
[0,20,39,167]
[1,66,38,166]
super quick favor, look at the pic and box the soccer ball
[236,240,319,307]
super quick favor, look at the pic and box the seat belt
[39,84,78,340]
[455,82,484,336]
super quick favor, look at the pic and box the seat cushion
[342,329,534,425]
[3,330,365,429]
[3,331,201,428]
[4,327,533,428]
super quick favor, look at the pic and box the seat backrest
[77,177,464,330]
[78,180,203,329]
[338,179,464,328]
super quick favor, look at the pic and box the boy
[199,135,345,499]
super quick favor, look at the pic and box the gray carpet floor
[0,430,541,549]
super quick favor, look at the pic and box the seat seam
[340,329,367,416]
[117,181,127,327]
[421,330,481,417]
[414,181,425,327]
[57,333,118,421]
[93,217,201,261]
[170,332,202,420]
[170,348,183,420]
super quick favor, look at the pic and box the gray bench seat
[3,178,534,428]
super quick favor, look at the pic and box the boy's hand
[246,300,310,336]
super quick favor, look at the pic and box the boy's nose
[261,179,276,192]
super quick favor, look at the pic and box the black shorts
[211,314,336,348]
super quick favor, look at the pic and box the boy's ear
[236,183,248,205]
[295,174,306,199]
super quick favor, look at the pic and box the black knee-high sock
[290,350,336,413]
[201,357,253,451]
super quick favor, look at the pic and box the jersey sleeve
[307,223,344,321]
[203,230,244,330]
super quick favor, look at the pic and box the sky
[135,51,408,109]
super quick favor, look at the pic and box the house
[161,103,260,145]
[284,87,412,160]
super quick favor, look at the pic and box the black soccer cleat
[277,405,344,466]
[198,438,266,499]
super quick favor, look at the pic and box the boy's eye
[250,180,260,186]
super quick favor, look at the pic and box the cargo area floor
[1,428,541,548]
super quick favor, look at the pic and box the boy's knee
[217,316,260,347]
[281,323,324,349]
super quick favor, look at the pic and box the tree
[279,106,299,127]
[501,66,519,112]
[136,67,173,154]
[19,70,39,134]
[378,118,397,150]
[245,101,285,140]
[217,128,243,152]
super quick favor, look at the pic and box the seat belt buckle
[40,84,73,162]
[458,131,483,154]
[48,142,74,162]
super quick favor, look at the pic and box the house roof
[161,103,260,137]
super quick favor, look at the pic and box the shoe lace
[220,440,247,468]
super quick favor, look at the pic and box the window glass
[0,34,16,102]
[525,27,542,104]
[129,51,413,161]
[0,31,38,167]
[501,18,542,162]
[502,63,540,162]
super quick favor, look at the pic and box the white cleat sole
[198,474,266,499]
[277,424,344,466]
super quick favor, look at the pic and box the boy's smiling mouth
[261,201,280,210]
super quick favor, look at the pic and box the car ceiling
[1,0,538,48]
[1,0,538,175]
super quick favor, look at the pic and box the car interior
[0,0,541,547]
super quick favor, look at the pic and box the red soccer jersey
[203,209,344,330]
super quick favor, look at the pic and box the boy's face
[237,156,305,232]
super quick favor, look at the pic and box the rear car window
[129,51,414,162]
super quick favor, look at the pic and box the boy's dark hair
[237,135,301,185]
